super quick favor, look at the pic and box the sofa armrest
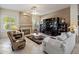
[61,34,76,53]
[43,37,64,48]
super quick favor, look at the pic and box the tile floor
[0,37,44,54]
[0,36,79,54]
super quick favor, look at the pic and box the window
[1,16,17,31]
[4,16,16,30]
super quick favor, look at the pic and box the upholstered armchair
[7,31,26,51]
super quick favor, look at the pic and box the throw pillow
[66,32,72,38]
[57,33,67,41]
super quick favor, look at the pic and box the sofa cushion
[57,33,67,41]
[66,32,72,38]
[13,34,22,39]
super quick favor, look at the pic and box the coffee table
[26,33,45,44]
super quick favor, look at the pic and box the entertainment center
[40,17,68,36]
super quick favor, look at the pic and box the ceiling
[0,4,70,15]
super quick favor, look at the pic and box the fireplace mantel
[20,24,32,34]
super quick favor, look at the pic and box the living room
[0,4,79,54]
